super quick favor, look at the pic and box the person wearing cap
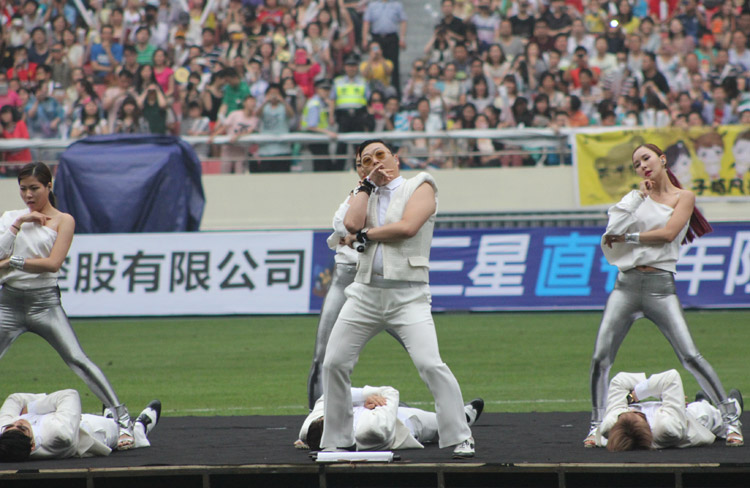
[362,0,407,96]
[332,55,369,169]
[302,79,337,171]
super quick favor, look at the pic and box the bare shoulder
[677,189,696,206]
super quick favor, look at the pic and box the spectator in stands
[0,105,32,165]
[211,94,258,174]
[530,19,555,52]
[702,84,736,125]
[537,71,565,108]
[638,16,661,53]
[137,82,168,135]
[201,71,225,129]
[27,27,49,66]
[543,0,573,36]
[181,100,211,159]
[360,41,393,96]
[21,0,42,32]
[465,75,493,113]
[152,49,175,101]
[572,68,603,121]
[109,8,126,45]
[7,46,37,88]
[517,41,546,94]
[48,42,72,89]
[615,0,640,35]
[424,26,454,66]
[497,19,524,60]
[301,78,336,171]
[281,76,304,125]
[219,67,251,120]
[510,0,535,39]
[0,73,22,110]
[26,81,62,138]
[641,52,670,97]
[566,94,589,127]
[472,0,500,52]
[483,44,511,91]
[440,62,463,112]
[403,60,428,108]
[254,83,294,172]
[301,22,331,79]
[112,96,145,134]
[590,35,618,77]
[531,93,553,127]
[70,98,108,138]
[134,26,157,66]
[362,0,406,95]
[437,0,466,43]
[90,25,123,86]
[729,30,750,72]
[61,29,83,69]
[568,18,595,56]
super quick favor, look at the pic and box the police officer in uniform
[333,55,369,168]
[301,79,337,171]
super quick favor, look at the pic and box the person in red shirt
[6,46,37,86]
[566,45,600,89]
[257,0,285,28]
[291,48,321,99]
[0,105,32,170]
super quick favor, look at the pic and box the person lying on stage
[295,385,483,451]
[595,369,743,451]
[0,389,161,461]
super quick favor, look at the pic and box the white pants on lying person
[0,389,155,459]
[299,386,445,451]
[596,370,729,449]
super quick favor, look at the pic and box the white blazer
[301,386,423,450]
[598,370,716,449]
[0,389,112,458]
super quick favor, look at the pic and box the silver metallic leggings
[590,269,737,425]
[307,263,406,409]
[0,285,130,428]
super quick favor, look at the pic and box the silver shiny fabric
[0,284,129,427]
[589,269,737,424]
[307,263,405,410]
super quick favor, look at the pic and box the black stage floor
[2,412,749,470]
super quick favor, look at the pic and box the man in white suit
[0,389,160,461]
[321,139,475,458]
[297,385,483,452]
[597,369,743,451]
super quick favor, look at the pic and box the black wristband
[356,229,369,244]
[355,184,373,196]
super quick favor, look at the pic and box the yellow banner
[576,126,750,206]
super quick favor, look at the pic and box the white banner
[60,231,313,317]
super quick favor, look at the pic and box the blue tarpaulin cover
[55,134,205,233]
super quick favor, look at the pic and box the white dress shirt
[372,176,404,276]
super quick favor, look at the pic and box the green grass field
[1,311,748,417]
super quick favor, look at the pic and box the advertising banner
[59,225,750,317]
[575,127,750,206]
[60,231,313,316]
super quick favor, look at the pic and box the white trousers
[687,401,725,438]
[321,281,471,449]
[399,406,440,443]
[79,414,151,449]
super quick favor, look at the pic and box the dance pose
[586,144,743,447]
[597,369,742,451]
[320,139,475,458]
[297,385,483,451]
[306,154,405,410]
[0,162,135,450]
[0,389,161,460]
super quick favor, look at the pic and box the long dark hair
[632,143,712,244]
[18,162,56,208]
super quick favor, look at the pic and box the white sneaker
[453,436,475,459]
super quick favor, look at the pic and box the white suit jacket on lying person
[597,370,716,449]
[300,386,424,450]
[0,389,113,458]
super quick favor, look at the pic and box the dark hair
[0,430,32,462]
[18,162,56,208]
[632,143,712,243]
[306,417,324,451]
[124,45,137,55]
[0,105,22,123]
[118,95,141,120]
[607,413,653,452]
[569,94,582,112]
[357,139,393,157]
[265,82,285,97]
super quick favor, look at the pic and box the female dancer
[0,162,134,450]
[585,144,743,448]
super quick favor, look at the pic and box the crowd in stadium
[0,0,749,171]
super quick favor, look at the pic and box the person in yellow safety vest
[302,79,338,171]
[333,55,370,168]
